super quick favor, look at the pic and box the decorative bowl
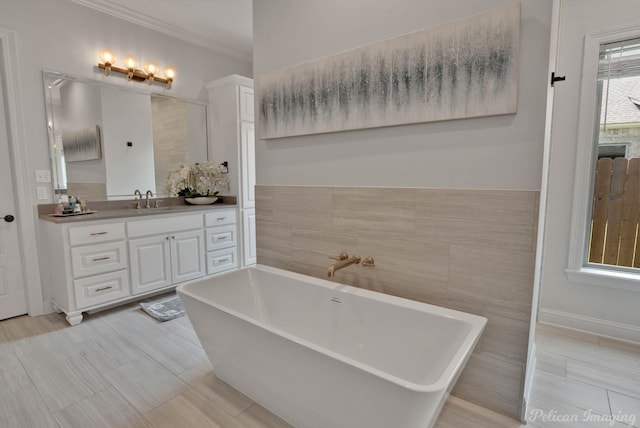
[185,197,218,205]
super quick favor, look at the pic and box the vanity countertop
[38,196,238,224]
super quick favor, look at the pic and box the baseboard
[538,307,640,344]
[42,299,55,315]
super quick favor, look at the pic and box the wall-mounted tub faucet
[361,256,375,267]
[327,254,361,277]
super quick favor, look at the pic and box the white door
[171,229,205,283]
[240,122,255,209]
[242,209,257,266]
[129,235,172,294]
[0,71,27,320]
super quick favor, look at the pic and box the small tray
[49,210,98,217]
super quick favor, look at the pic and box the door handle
[4,215,15,223]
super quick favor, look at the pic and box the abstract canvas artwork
[257,3,520,139]
[62,125,102,162]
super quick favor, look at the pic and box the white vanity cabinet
[207,75,256,267]
[127,213,206,294]
[42,219,131,325]
[41,207,237,326]
[242,210,257,265]
[204,209,238,275]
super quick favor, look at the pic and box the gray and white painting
[257,3,520,139]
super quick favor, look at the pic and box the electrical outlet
[35,170,51,183]
[37,186,48,200]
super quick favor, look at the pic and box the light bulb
[99,49,115,65]
[164,67,175,79]
[144,62,158,75]
[124,56,138,69]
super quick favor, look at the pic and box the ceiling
[70,0,253,62]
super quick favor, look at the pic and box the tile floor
[0,297,639,427]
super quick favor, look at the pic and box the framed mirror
[42,70,209,201]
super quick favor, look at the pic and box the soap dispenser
[54,199,63,215]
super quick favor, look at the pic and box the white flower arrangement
[165,161,230,198]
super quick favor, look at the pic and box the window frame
[566,23,640,292]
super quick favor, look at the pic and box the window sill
[565,267,640,292]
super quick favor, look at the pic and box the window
[597,144,628,159]
[587,37,640,269]
[566,26,640,291]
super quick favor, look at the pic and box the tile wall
[150,97,188,194]
[255,185,539,420]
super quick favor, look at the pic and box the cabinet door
[242,210,257,266]
[171,229,206,284]
[240,121,255,209]
[129,235,172,295]
[239,86,254,122]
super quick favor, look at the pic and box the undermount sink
[133,206,172,213]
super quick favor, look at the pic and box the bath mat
[140,294,185,321]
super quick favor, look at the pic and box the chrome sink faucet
[145,190,153,208]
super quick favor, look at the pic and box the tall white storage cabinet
[207,75,256,266]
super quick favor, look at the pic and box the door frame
[0,28,44,316]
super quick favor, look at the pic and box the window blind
[598,37,640,79]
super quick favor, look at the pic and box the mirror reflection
[43,70,208,201]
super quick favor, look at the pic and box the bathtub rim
[177,264,487,393]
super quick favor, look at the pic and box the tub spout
[327,254,361,277]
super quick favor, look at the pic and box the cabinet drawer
[69,222,125,246]
[71,241,127,278]
[74,270,129,309]
[127,213,203,238]
[206,225,237,251]
[205,209,236,227]
[206,247,238,275]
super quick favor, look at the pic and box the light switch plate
[37,186,48,200]
[35,170,51,183]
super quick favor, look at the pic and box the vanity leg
[65,312,83,326]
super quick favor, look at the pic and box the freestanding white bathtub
[177,265,486,428]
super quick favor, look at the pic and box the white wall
[0,0,251,310]
[539,0,640,338]
[0,0,252,205]
[253,0,552,190]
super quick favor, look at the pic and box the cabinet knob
[4,214,15,223]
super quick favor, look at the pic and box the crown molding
[70,0,252,63]
[206,74,254,89]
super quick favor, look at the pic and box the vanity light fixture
[98,49,115,76]
[97,50,175,89]
[144,61,158,85]
[123,56,138,81]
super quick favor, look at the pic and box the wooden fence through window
[589,157,640,266]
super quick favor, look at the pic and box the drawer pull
[217,236,228,240]
[92,256,111,262]
[90,231,108,236]
[95,285,113,292]
[217,258,230,263]
[216,217,226,221]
